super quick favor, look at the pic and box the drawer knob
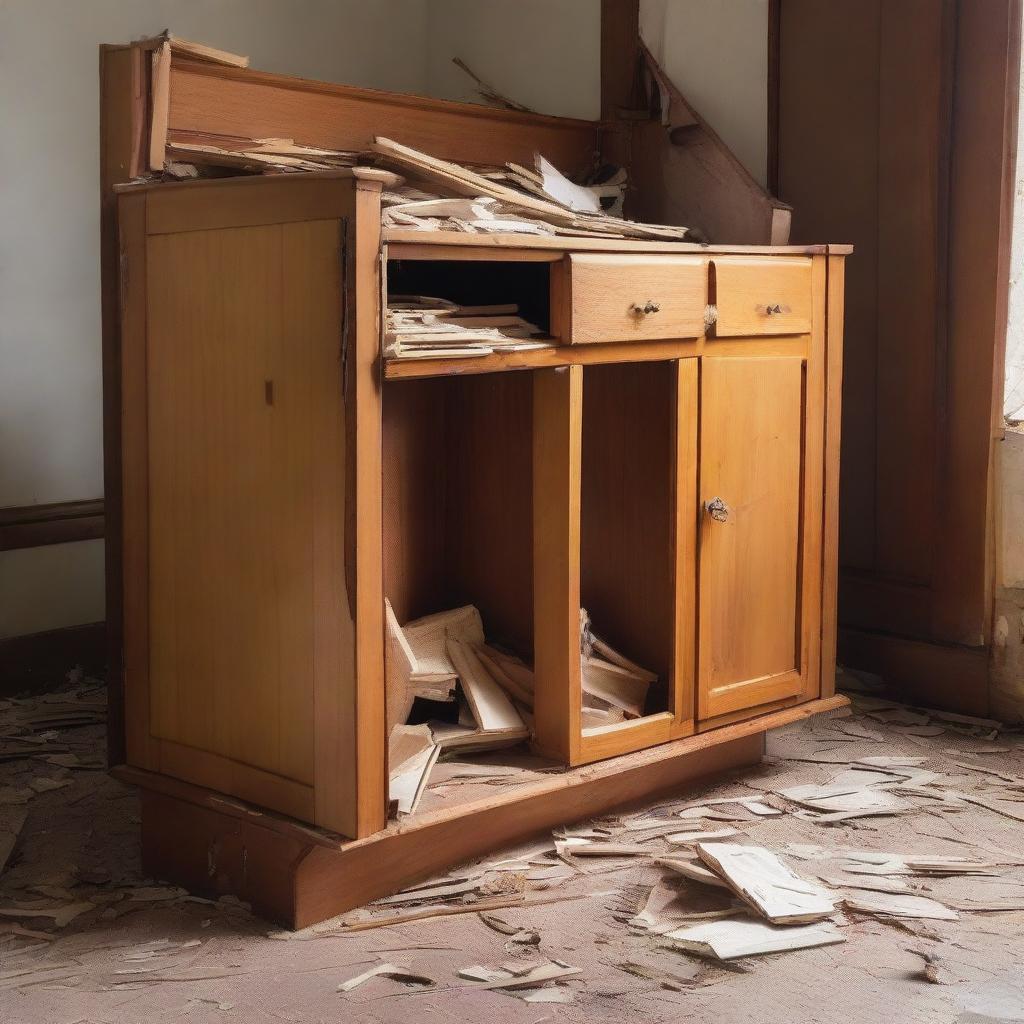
[764,303,786,315]
[631,300,661,316]
[705,497,731,523]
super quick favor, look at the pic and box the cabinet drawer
[711,257,812,337]
[558,254,707,344]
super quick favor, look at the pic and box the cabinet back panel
[580,362,677,696]
[382,373,534,656]
[145,220,344,786]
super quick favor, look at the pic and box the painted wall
[425,0,601,120]
[0,0,430,640]
[640,0,770,186]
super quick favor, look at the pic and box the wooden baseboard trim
[838,627,990,716]
[0,622,106,696]
[0,499,104,551]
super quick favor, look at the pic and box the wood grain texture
[384,336,809,381]
[168,59,597,176]
[711,256,812,337]
[820,255,847,697]
[145,220,344,789]
[564,254,707,344]
[674,359,699,726]
[532,366,583,763]
[698,356,805,718]
[349,182,387,837]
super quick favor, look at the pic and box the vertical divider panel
[532,365,583,764]
[673,359,699,732]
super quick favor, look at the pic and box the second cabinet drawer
[711,257,812,337]
[557,254,707,344]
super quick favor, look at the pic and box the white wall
[0,0,430,639]
[640,0,769,186]
[424,0,601,120]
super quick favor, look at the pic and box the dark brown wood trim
[0,499,104,551]
[767,0,781,194]
[601,0,640,120]
[0,622,106,696]
[839,626,990,716]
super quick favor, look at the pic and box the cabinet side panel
[145,221,344,790]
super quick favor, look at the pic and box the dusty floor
[2,673,1024,1024]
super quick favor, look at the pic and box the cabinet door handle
[705,497,731,522]
[631,300,661,316]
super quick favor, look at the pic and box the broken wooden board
[695,843,836,924]
[664,918,845,960]
[843,892,959,921]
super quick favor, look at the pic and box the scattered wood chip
[337,962,434,992]
[843,892,959,921]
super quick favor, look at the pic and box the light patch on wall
[0,540,105,640]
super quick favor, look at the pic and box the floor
[2,673,1023,1024]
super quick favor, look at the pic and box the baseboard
[0,622,107,695]
[0,499,104,551]
[838,627,990,716]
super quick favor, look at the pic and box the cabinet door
[698,355,819,719]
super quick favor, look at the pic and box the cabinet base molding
[119,695,846,928]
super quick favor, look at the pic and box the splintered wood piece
[581,657,650,718]
[403,605,484,677]
[447,639,526,738]
[385,599,418,732]
[473,646,534,707]
[337,962,434,992]
[388,725,439,816]
[695,843,836,924]
[166,33,250,68]
[664,918,846,960]
[534,153,601,214]
[655,857,730,889]
[843,892,959,921]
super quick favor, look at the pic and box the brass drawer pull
[630,300,661,316]
[705,497,731,523]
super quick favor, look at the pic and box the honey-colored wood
[383,336,810,381]
[145,220,338,789]
[561,254,707,344]
[532,366,583,764]
[673,359,699,726]
[821,255,847,697]
[169,58,597,176]
[711,256,812,337]
[698,356,807,718]
[349,181,388,837]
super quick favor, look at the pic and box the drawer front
[711,257,812,337]
[562,254,707,344]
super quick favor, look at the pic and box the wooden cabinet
[114,172,846,926]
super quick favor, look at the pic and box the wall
[640,0,770,185]
[0,0,430,640]
[424,0,601,120]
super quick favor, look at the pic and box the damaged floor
[2,675,1024,1023]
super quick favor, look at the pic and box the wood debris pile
[385,295,551,361]
[579,608,658,727]
[384,601,663,813]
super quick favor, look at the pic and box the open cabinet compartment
[382,371,536,753]
[574,360,696,763]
